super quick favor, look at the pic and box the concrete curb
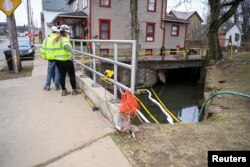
[75,71,120,128]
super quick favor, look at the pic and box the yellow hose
[80,90,95,108]
[134,95,159,124]
[151,88,181,123]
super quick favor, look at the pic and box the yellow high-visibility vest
[40,33,58,60]
[53,37,72,61]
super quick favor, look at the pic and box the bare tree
[130,0,139,77]
[208,0,244,61]
[240,0,250,41]
[173,0,244,61]
[130,0,139,55]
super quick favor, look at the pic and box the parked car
[18,39,35,60]
[6,37,35,60]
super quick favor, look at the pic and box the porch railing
[70,39,137,102]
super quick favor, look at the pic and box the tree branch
[219,0,238,9]
[210,0,243,31]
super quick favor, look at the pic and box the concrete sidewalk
[0,48,131,167]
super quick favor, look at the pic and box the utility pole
[7,14,22,73]
[27,0,31,32]
[0,0,22,73]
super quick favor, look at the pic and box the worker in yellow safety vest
[53,25,80,96]
[41,26,61,91]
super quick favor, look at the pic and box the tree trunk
[208,0,243,61]
[208,29,223,61]
[130,2,139,57]
[241,1,250,41]
[208,0,223,61]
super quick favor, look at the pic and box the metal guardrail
[70,39,137,102]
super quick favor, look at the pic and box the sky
[0,0,207,27]
[0,0,42,27]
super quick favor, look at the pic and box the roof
[51,11,88,24]
[42,0,69,12]
[163,15,190,23]
[57,11,88,18]
[170,11,203,22]
[219,23,242,34]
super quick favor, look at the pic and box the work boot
[72,89,81,95]
[55,85,60,91]
[62,89,71,96]
[43,86,50,91]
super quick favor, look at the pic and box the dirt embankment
[112,52,250,167]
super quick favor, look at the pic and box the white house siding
[82,0,90,15]
[89,0,166,54]
[90,0,131,52]
[68,0,167,55]
[138,0,165,51]
[91,0,130,40]
[164,22,186,49]
[224,25,242,47]
[43,10,63,37]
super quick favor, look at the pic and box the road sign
[0,0,22,16]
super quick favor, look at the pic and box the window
[171,25,179,36]
[229,35,232,43]
[83,0,88,9]
[148,0,156,12]
[100,0,111,7]
[99,19,111,39]
[74,0,79,11]
[235,33,240,41]
[145,49,153,56]
[170,49,177,55]
[146,22,155,42]
[100,49,109,57]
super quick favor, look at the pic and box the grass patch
[0,66,33,81]
[111,52,250,167]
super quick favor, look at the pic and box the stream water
[134,68,204,124]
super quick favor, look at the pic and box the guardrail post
[111,42,120,103]
[92,41,98,87]
[79,41,86,78]
[72,40,75,50]
[130,41,136,94]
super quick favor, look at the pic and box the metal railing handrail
[71,39,137,102]
[70,39,136,43]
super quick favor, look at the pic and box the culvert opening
[134,67,205,125]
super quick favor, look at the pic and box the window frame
[171,24,179,37]
[145,49,153,56]
[99,19,111,40]
[235,33,240,42]
[100,49,109,57]
[99,0,111,8]
[83,0,88,9]
[147,0,157,12]
[145,22,155,42]
[73,0,79,11]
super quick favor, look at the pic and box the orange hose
[119,91,139,118]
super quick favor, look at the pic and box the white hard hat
[60,25,69,33]
[51,26,59,33]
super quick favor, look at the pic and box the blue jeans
[45,61,60,87]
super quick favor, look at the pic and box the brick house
[51,0,188,56]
